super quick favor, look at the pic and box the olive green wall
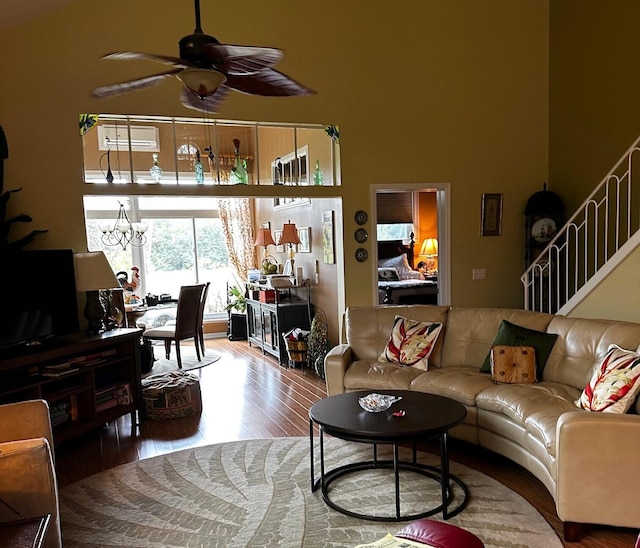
[549,1,640,320]
[0,0,549,311]
[549,1,640,211]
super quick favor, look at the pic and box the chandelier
[99,202,147,250]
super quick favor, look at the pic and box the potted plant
[225,285,247,314]
[225,285,247,340]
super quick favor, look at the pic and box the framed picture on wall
[298,227,311,253]
[273,229,283,252]
[481,193,503,236]
[321,211,335,264]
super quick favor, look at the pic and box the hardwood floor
[55,337,636,547]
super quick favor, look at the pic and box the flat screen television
[0,249,79,352]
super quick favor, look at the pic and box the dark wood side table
[0,514,50,548]
[309,390,468,522]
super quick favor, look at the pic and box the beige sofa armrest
[0,438,61,548]
[324,344,353,396]
[556,411,640,529]
[0,400,54,452]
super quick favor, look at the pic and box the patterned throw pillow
[378,254,413,280]
[480,320,558,379]
[378,267,400,282]
[379,315,443,370]
[576,344,640,413]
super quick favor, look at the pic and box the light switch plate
[472,268,486,280]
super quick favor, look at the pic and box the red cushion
[395,519,484,548]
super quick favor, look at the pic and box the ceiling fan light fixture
[177,68,227,97]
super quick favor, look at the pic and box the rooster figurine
[117,267,142,304]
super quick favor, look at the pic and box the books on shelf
[69,348,118,367]
[42,362,80,378]
[49,394,78,426]
[95,382,131,413]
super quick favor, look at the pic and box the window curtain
[217,198,255,282]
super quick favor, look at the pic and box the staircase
[522,136,640,314]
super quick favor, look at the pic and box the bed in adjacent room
[377,239,438,305]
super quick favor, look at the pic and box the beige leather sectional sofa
[325,305,640,540]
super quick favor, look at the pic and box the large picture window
[83,196,236,319]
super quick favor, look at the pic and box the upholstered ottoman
[141,370,202,420]
[395,519,484,548]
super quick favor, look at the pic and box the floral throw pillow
[576,344,640,413]
[379,315,443,370]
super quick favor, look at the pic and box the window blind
[376,192,413,224]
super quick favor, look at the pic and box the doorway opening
[371,183,450,306]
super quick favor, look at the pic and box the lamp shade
[73,251,119,292]
[280,221,301,245]
[177,69,227,98]
[254,228,276,247]
[420,238,438,257]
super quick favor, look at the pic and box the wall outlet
[472,268,486,280]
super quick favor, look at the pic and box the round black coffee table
[309,390,468,522]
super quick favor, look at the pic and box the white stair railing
[522,136,640,314]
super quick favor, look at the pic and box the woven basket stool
[141,370,202,420]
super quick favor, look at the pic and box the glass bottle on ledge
[313,160,324,186]
[194,150,204,184]
[149,153,163,183]
[230,138,248,184]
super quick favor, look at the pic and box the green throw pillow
[480,320,558,378]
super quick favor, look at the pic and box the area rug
[59,437,562,548]
[145,345,221,374]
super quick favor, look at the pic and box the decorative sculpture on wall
[0,125,48,250]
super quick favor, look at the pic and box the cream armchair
[0,399,61,548]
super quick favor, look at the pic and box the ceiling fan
[92,0,315,113]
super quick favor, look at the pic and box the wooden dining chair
[196,282,210,356]
[143,284,205,369]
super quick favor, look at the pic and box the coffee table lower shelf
[310,427,469,522]
[312,450,469,522]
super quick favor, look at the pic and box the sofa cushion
[543,315,640,390]
[343,360,424,392]
[410,366,496,406]
[576,344,640,413]
[440,308,553,369]
[379,316,443,370]
[480,320,558,379]
[346,305,450,367]
[476,382,581,456]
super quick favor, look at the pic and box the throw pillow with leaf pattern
[576,344,640,413]
[379,315,443,370]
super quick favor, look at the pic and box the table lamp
[254,228,275,261]
[419,237,438,274]
[279,220,301,275]
[74,251,120,335]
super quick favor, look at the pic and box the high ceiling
[0,0,74,31]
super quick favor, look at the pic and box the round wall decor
[355,248,368,262]
[354,210,368,225]
[354,228,368,243]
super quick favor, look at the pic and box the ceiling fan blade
[180,86,230,113]
[226,68,315,97]
[101,51,195,69]
[204,44,283,75]
[92,69,184,98]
